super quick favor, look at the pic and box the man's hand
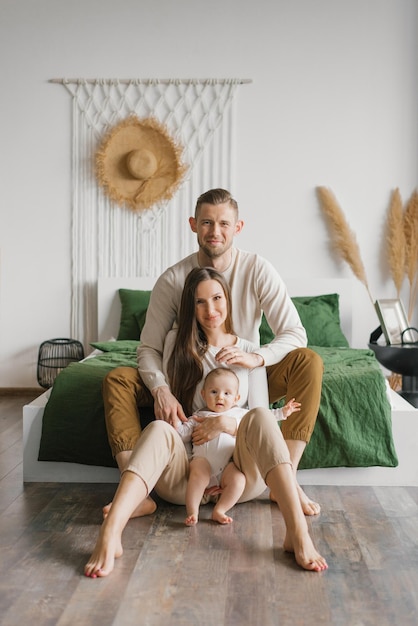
[151,385,187,429]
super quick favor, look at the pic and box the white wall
[1,0,417,387]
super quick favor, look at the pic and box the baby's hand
[282,398,301,418]
[171,416,182,430]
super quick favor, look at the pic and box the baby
[177,367,300,525]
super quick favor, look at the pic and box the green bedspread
[298,347,397,469]
[38,344,398,470]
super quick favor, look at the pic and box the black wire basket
[37,338,84,389]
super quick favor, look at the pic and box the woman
[84,268,328,577]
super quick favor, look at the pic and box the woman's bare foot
[270,486,320,516]
[212,510,233,524]
[185,513,198,526]
[84,523,123,578]
[283,529,328,572]
[103,496,157,520]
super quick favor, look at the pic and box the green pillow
[259,314,275,345]
[259,293,349,348]
[134,309,148,333]
[90,340,140,353]
[117,289,151,340]
[292,293,349,347]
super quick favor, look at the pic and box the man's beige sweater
[137,248,307,392]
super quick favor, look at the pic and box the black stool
[37,338,84,389]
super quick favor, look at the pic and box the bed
[23,277,418,485]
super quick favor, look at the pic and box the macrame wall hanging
[50,78,251,348]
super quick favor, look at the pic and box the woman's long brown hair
[167,267,234,416]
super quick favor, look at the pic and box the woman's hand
[192,414,237,445]
[151,385,187,429]
[215,346,264,369]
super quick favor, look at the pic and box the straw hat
[96,115,187,211]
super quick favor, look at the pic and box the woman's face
[194,279,228,331]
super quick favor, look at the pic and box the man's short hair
[195,188,239,218]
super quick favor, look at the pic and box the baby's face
[202,374,239,412]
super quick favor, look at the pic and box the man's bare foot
[283,530,328,572]
[212,510,233,524]
[103,496,157,520]
[270,486,320,516]
[185,513,198,526]
[84,524,123,578]
[297,484,321,516]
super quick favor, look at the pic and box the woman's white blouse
[162,330,269,413]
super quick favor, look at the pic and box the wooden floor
[1,394,418,626]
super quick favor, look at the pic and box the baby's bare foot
[103,496,157,520]
[212,510,233,524]
[185,514,198,526]
[84,526,123,578]
[283,530,328,572]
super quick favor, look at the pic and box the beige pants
[124,407,291,505]
[103,347,324,458]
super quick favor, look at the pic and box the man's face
[189,202,243,260]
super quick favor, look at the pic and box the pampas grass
[403,189,418,321]
[316,186,374,305]
[317,184,417,373]
[386,188,406,298]
[387,372,402,392]
[317,185,417,325]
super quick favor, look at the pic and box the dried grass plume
[386,187,406,297]
[316,186,374,304]
[403,189,418,320]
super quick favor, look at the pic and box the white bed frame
[23,277,418,485]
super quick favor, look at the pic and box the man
[103,188,323,515]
